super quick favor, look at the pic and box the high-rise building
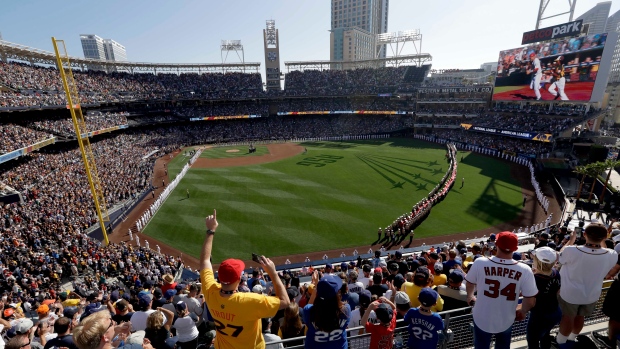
[80,34,106,60]
[576,1,611,35]
[103,39,127,62]
[605,8,620,34]
[330,0,389,62]
[80,34,127,62]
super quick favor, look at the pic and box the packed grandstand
[0,48,618,349]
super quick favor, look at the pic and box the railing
[269,286,610,349]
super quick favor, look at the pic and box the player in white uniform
[529,53,543,100]
[466,232,538,349]
[548,56,569,101]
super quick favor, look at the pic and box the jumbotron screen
[492,33,608,102]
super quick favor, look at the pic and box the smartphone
[251,253,261,263]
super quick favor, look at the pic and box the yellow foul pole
[51,37,110,245]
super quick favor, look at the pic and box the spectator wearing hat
[361,297,397,349]
[393,291,411,319]
[385,274,405,300]
[173,284,187,304]
[437,270,468,313]
[151,289,165,310]
[161,289,177,313]
[59,292,83,308]
[176,284,201,325]
[432,263,447,287]
[42,317,79,349]
[555,223,618,348]
[324,263,334,275]
[303,272,351,349]
[110,300,134,324]
[526,247,561,349]
[10,319,41,349]
[199,210,289,349]
[347,271,364,294]
[402,267,444,312]
[172,302,198,349]
[129,293,155,332]
[161,274,176,294]
[349,290,376,336]
[465,231,537,349]
[536,232,550,249]
[403,288,444,349]
[36,304,58,326]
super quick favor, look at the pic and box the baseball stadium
[1,1,620,349]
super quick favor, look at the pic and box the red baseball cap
[496,232,518,252]
[218,259,245,285]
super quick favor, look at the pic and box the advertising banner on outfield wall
[417,87,493,94]
[189,115,260,121]
[493,32,613,102]
[277,111,407,116]
[414,124,461,129]
[462,123,552,142]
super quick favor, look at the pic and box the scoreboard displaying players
[492,32,612,102]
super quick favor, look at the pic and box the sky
[2,0,620,71]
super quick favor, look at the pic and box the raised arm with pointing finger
[199,209,289,349]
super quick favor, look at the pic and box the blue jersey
[403,308,444,349]
[303,303,351,349]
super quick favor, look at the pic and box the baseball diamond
[111,138,554,266]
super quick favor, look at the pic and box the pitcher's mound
[193,143,304,169]
[226,149,240,153]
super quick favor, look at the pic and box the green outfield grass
[145,139,523,262]
[200,145,269,159]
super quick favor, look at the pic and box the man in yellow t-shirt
[402,266,444,312]
[200,209,289,349]
[59,291,82,308]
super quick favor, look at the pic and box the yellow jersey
[402,282,444,312]
[201,269,280,349]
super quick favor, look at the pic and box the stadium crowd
[474,113,579,133]
[0,62,264,108]
[432,129,553,155]
[0,124,52,155]
[190,212,620,349]
[283,67,408,96]
[27,112,129,137]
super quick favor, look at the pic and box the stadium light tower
[263,20,282,91]
[536,0,577,29]
[220,40,245,72]
[376,30,425,67]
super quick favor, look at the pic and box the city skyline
[2,0,620,70]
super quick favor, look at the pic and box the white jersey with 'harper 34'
[465,256,537,333]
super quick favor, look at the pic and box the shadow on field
[466,178,521,224]
[357,154,438,186]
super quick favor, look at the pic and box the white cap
[252,285,264,294]
[533,246,557,264]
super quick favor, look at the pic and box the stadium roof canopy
[0,40,261,74]
[284,53,432,72]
